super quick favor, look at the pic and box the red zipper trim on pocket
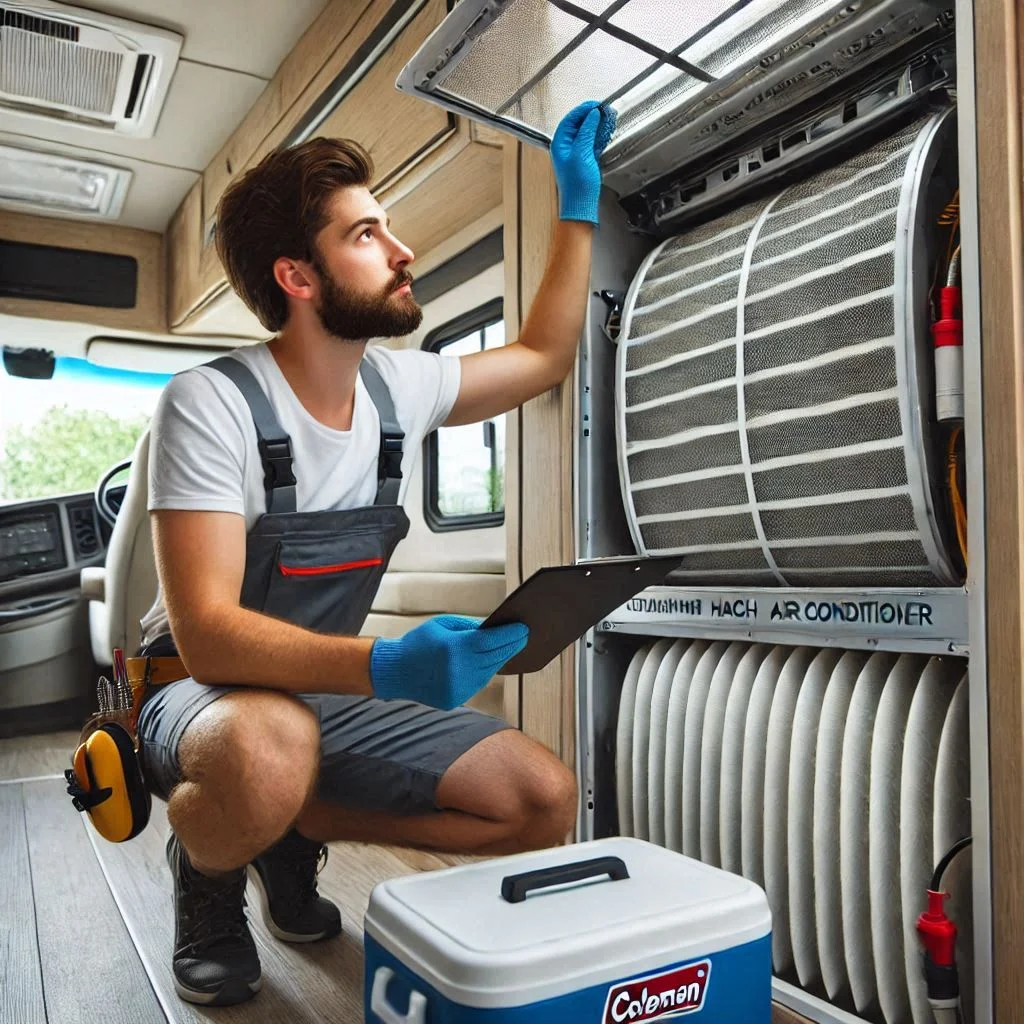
[278,557,383,577]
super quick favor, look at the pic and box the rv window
[0,355,169,505]
[423,301,505,532]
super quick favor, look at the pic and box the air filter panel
[615,640,972,1022]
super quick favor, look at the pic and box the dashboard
[0,509,66,580]
[0,496,104,589]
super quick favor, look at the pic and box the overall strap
[207,356,297,514]
[359,359,404,506]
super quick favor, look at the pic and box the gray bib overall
[135,355,509,810]
[208,355,410,635]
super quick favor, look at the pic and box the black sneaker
[249,829,342,943]
[166,833,262,1006]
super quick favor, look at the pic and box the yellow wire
[938,189,960,225]
[948,425,968,569]
[941,190,960,267]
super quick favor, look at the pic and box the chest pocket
[245,508,409,635]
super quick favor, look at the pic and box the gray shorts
[137,678,510,814]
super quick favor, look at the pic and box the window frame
[422,298,505,533]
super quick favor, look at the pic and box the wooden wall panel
[202,0,375,223]
[243,0,401,177]
[165,179,203,328]
[771,1005,813,1023]
[0,211,165,334]
[503,140,523,728]
[168,285,269,340]
[315,0,453,192]
[385,136,503,263]
[413,206,503,279]
[975,0,1024,1019]
[502,140,575,761]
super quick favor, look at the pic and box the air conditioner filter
[616,640,973,1023]
[616,111,958,586]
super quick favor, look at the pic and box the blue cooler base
[364,933,772,1023]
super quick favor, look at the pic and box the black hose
[931,835,972,891]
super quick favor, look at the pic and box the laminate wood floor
[0,730,471,1024]
[0,728,79,782]
[90,797,468,1023]
[1,731,814,1024]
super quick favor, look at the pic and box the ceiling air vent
[0,0,182,138]
[0,143,131,218]
[68,500,100,559]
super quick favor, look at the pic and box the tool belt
[65,652,189,843]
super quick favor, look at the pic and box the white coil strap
[733,192,786,585]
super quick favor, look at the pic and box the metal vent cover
[615,110,957,587]
[0,143,131,219]
[615,639,972,1023]
[396,0,954,195]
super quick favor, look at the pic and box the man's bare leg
[295,728,578,854]
[167,689,321,874]
[168,694,576,872]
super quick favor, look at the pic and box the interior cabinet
[1,210,165,335]
[165,0,499,338]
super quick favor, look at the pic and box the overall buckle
[259,437,296,490]
[380,433,404,483]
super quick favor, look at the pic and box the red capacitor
[916,889,958,967]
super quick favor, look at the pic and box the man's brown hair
[215,137,374,332]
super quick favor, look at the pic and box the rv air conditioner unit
[616,111,958,588]
[0,0,181,137]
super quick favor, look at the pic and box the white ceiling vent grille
[0,1,181,137]
[616,640,972,1024]
[615,110,958,587]
[0,143,131,218]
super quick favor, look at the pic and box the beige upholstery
[83,429,157,665]
[372,572,505,618]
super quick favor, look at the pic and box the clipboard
[482,555,682,675]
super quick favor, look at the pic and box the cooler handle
[370,966,426,1024]
[500,855,629,903]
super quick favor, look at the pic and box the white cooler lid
[364,837,771,1009]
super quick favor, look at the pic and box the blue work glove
[369,615,529,711]
[550,100,618,225]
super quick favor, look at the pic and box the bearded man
[135,100,615,1006]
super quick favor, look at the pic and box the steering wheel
[94,457,132,528]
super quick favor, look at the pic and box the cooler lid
[395,0,953,197]
[364,837,771,1008]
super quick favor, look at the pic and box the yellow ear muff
[65,723,150,843]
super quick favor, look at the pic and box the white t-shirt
[139,342,461,643]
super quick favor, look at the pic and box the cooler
[363,836,772,1023]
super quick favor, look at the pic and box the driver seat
[80,428,158,665]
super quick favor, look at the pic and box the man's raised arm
[444,100,617,427]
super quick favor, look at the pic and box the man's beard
[311,253,423,342]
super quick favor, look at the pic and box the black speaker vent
[0,240,137,309]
